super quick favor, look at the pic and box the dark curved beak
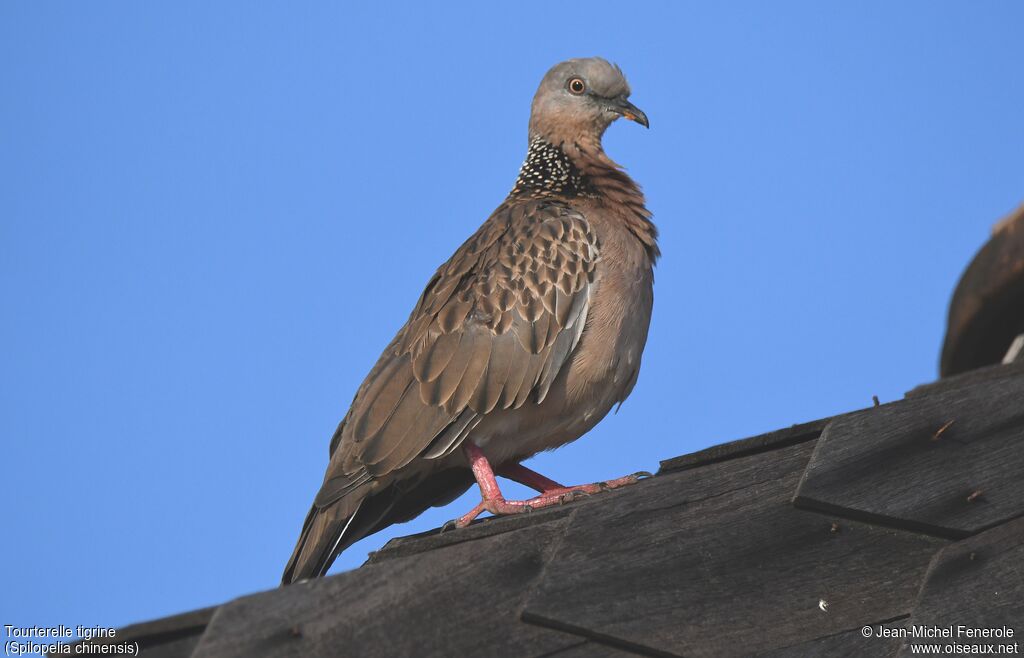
[608,96,649,128]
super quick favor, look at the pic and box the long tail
[280,468,475,585]
[281,494,367,585]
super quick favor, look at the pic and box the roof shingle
[57,363,1024,657]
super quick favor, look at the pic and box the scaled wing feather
[313,199,598,510]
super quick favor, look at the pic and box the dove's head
[528,57,648,147]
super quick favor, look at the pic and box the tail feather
[280,468,475,585]
[281,495,366,585]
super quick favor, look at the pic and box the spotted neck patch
[510,138,586,197]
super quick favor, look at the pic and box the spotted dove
[282,57,658,584]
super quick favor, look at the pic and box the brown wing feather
[296,200,597,572]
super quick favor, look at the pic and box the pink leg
[498,461,651,500]
[447,443,652,529]
[495,462,565,492]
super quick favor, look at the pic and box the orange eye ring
[567,78,586,95]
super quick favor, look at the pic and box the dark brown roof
[942,202,1024,376]
[59,361,1024,657]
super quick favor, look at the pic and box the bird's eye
[567,78,586,95]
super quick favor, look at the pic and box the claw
[633,471,654,480]
[559,490,586,504]
[440,519,457,534]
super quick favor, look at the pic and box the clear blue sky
[3,1,1023,642]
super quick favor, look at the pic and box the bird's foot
[448,470,654,529]
[444,443,654,531]
[448,490,570,529]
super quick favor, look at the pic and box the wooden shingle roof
[61,361,1024,657]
